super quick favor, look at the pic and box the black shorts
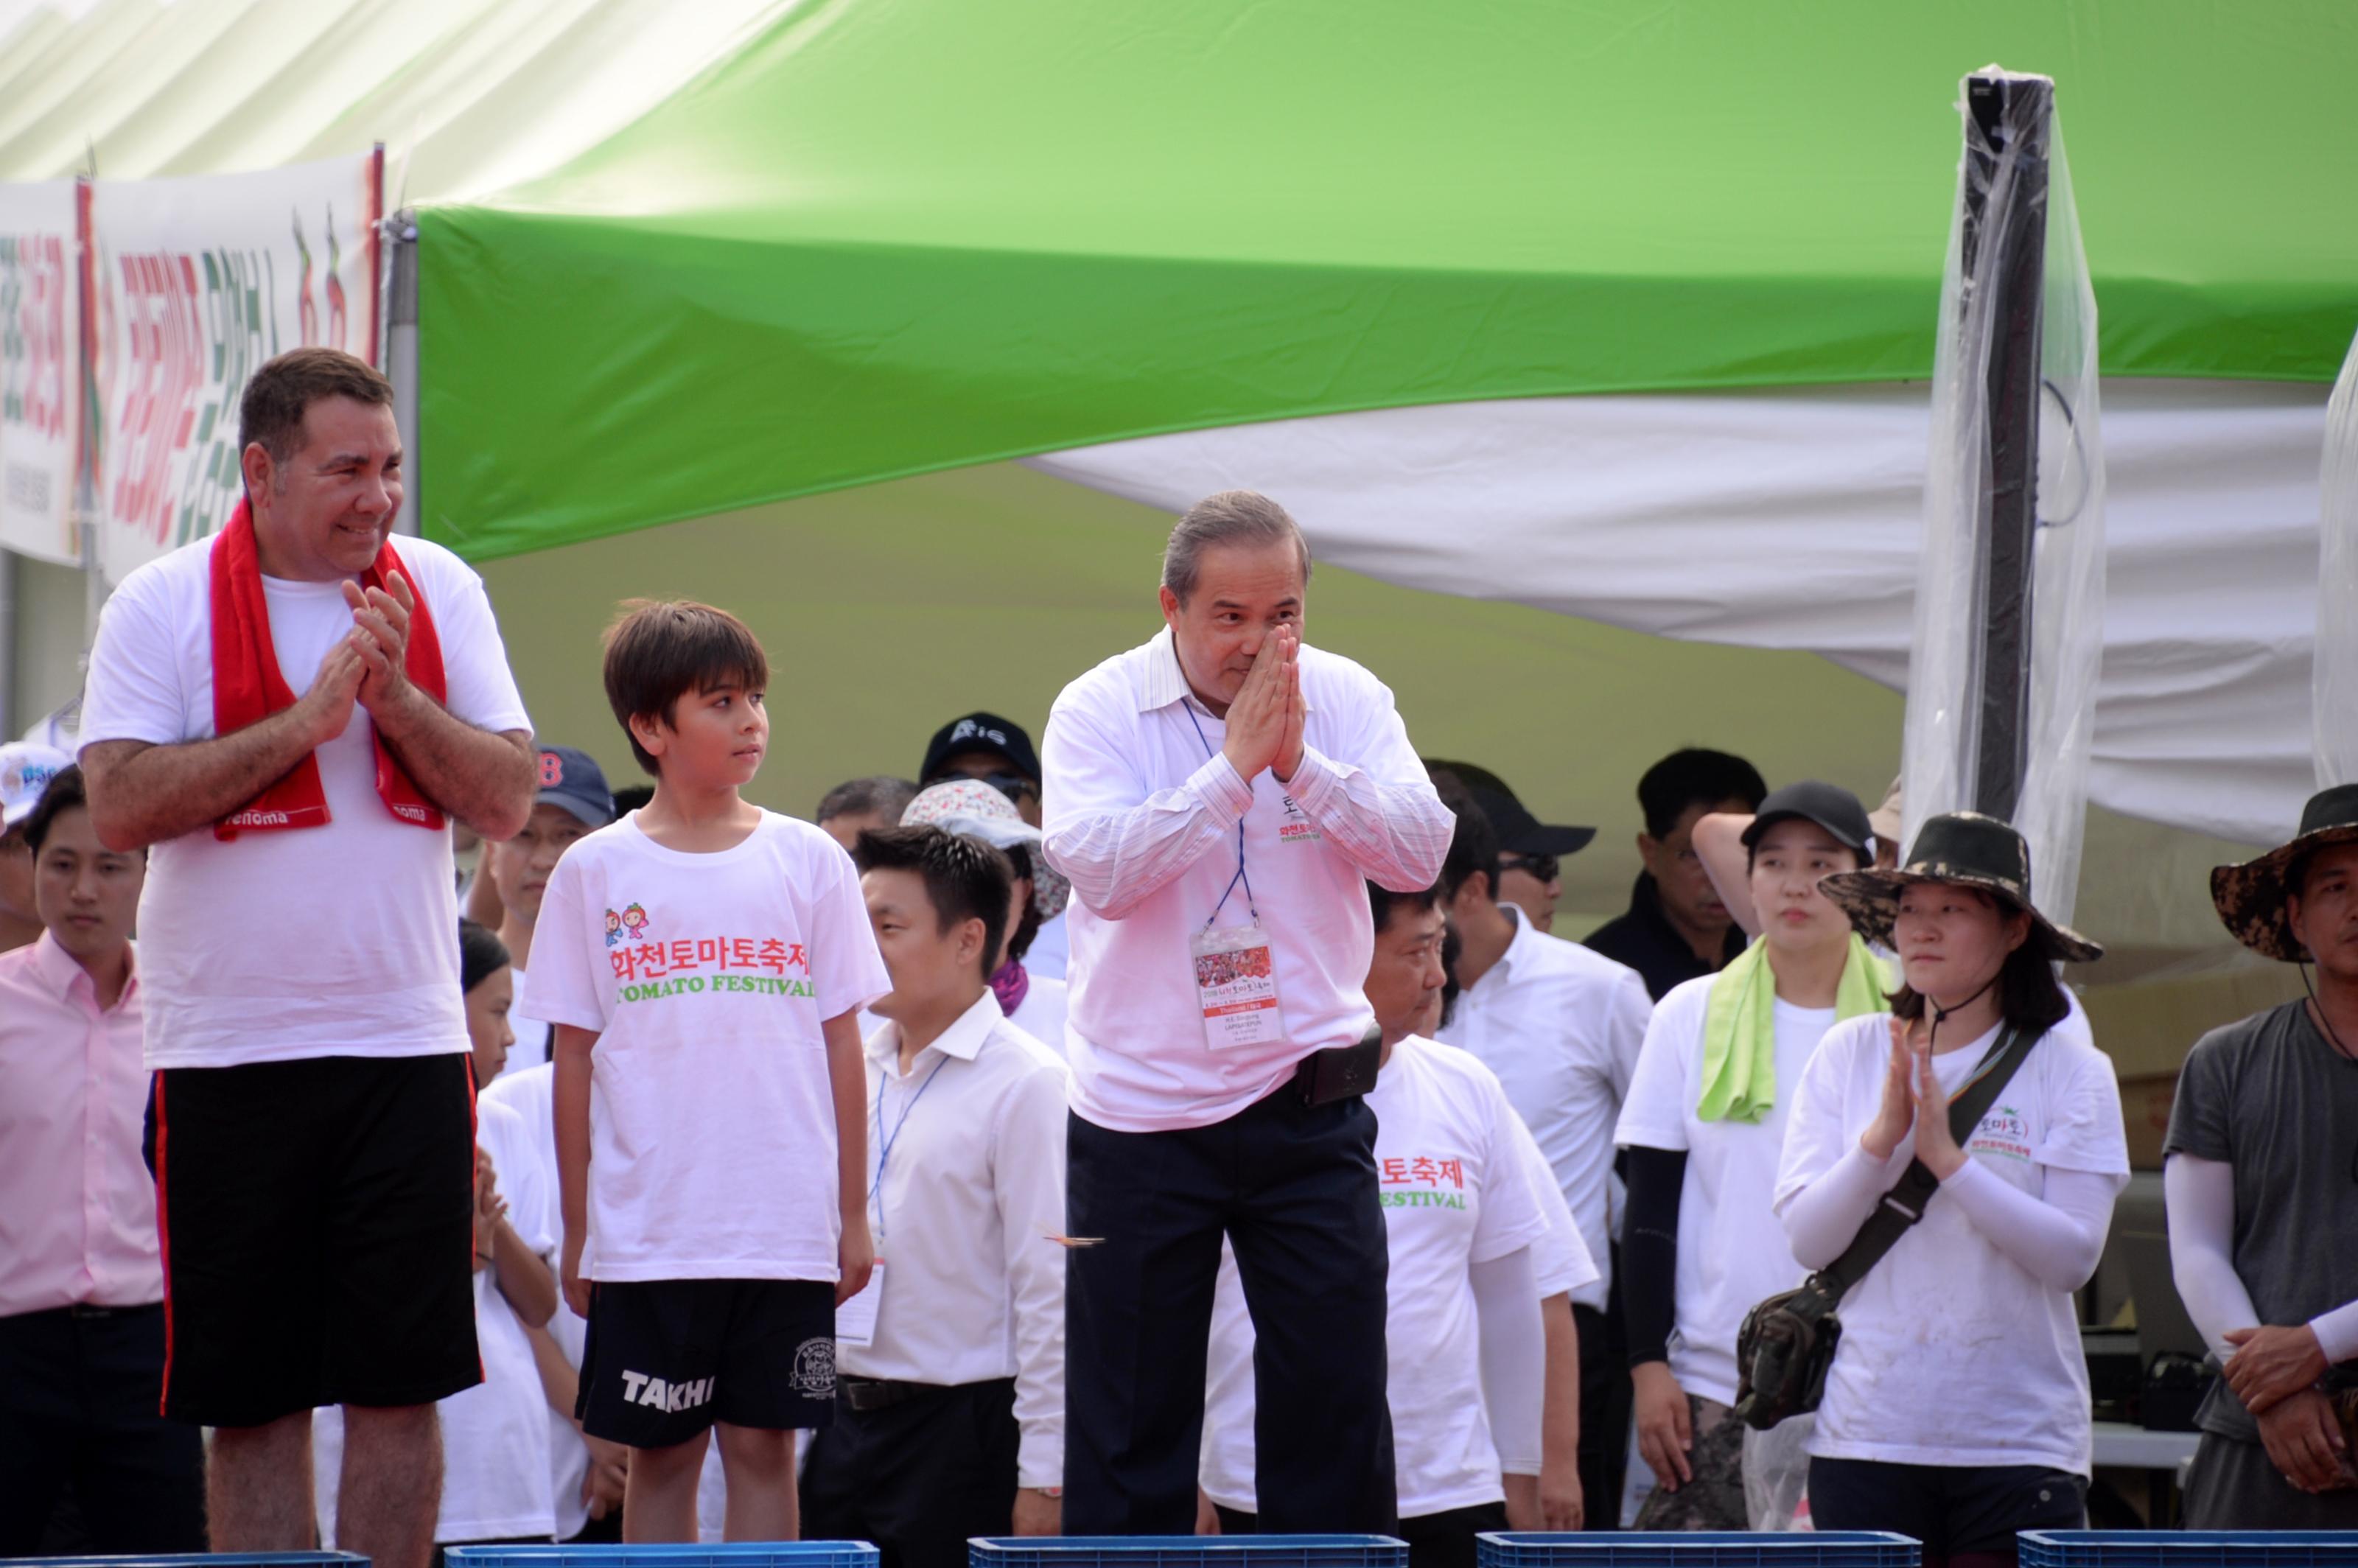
[577,1278,836,1449]
[144,1052,481,1427]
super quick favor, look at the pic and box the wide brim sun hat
[2208,783,2358,963]
[900,778,1071,923]
[1818,809,2102,965]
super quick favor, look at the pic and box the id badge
[836,1259,882,1348]
[1189,923,1287,1051]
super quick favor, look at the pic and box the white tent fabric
[1029,377,2326,849]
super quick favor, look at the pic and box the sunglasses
[979,771,1040,803]
[1498,852,1559,884]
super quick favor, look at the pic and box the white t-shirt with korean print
[1773,1010,2129,1476]
[522,809,890,1284]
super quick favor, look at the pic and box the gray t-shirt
[2165,1000,2358,1442]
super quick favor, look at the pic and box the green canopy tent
[4,0,2352,1054]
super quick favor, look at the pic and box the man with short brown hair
[78,346,536,1567]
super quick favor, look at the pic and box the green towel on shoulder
[1696,934,1891,1124]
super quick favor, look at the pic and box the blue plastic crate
[7,1558,364,1568]
[2020,1533,2358,1568]
[1476,1533,1920,1568]
[970,1536,1408,1568]
[447,1547,880,1568]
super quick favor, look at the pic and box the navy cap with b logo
[536,745,616,829]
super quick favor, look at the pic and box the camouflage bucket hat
[1819,809,2103,964]
[2208,783,2358,963]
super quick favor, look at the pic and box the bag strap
[1813,1023,2042,1300]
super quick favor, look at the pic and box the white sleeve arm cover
[2165,1152,2262,1362]
[1779,1143,1892,1271]
[1471,1247,1545,1474]
[1939,1161,2118,1293]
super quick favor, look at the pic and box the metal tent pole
[383,207,421,538]
[1959,72,2052,821]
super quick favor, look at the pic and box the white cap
[1,742,72,830]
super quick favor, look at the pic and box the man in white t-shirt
[1041,491,1454,1533]
[486,743,615,1081]
[1430,771,1653,1525]
[1202,879,1594,1567]
[75,349,536,1568]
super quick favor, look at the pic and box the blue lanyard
[870,1054,950,1237]
[1182,699,1258,928]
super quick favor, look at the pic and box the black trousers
[1065,1083,1394,1533]
[1808,1456,2085,1561]
[1572,1297,1631,1527]
[802,1378,1019,1568]
[1216,1500,1507,1568]
[0,1303,205,1554]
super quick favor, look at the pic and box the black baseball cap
[921,712,1041,785]
[535,745,616,829]
[1426,760,1595,856]
[1739,780,1873,858]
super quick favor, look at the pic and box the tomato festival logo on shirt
[609,927,815,1004]
[1278,794,1323,846]
[1967,1104,2034,1162]
[1378,1152,1469,1210]
[602,902,651,947]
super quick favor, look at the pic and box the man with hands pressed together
[1042,490,1455,1533]
[2167,784,2358,1526]
[75,349,536,1568]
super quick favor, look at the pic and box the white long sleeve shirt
[850,993,1068,1489]
[1041,626,1452,1132]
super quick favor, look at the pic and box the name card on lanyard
[1184,700,1287,1051]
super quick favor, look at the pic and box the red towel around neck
[209,499,447,839]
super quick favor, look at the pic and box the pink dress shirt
[0,933,161,1315]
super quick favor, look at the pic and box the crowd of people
[2,347,2355,1567]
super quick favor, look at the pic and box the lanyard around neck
[1182,698,1258,928]
[870,1053,951,1235]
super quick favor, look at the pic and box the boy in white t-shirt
[524,600,890,1542]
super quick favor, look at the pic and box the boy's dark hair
[239,348,395,491]
[1368,878,1443,937]
[611,785,654,815]
[602,600,771,776]
[1430,769,1501,903]
[816,776,920,827]
[853,825,1014,985]
[21,765,89,855]
[1889,891,2071,1035]
[1637,748,1768,839]
[458,918,513,995]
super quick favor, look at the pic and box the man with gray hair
[1040,489,1455,1533]
[815,775,920,853]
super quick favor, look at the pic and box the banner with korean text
[93,153,381,585]
[0,179,83,566]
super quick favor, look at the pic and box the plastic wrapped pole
[1900,68,2106,928]
[2317,328,2358,789]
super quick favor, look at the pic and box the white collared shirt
[1041,626,1452,1133]
[854,992,1068,1489]
[1436,903,1652,1310]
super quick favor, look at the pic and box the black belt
[13,1301,162,1323]
[839,1376,1009,1413]
[1291,1026,1382,1106]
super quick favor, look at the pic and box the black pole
[1959,74,2051,823]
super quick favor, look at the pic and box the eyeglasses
[1498,852,1559,884]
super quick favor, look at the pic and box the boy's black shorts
[577,1278,836,1448]
[144,1053,482,1427]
